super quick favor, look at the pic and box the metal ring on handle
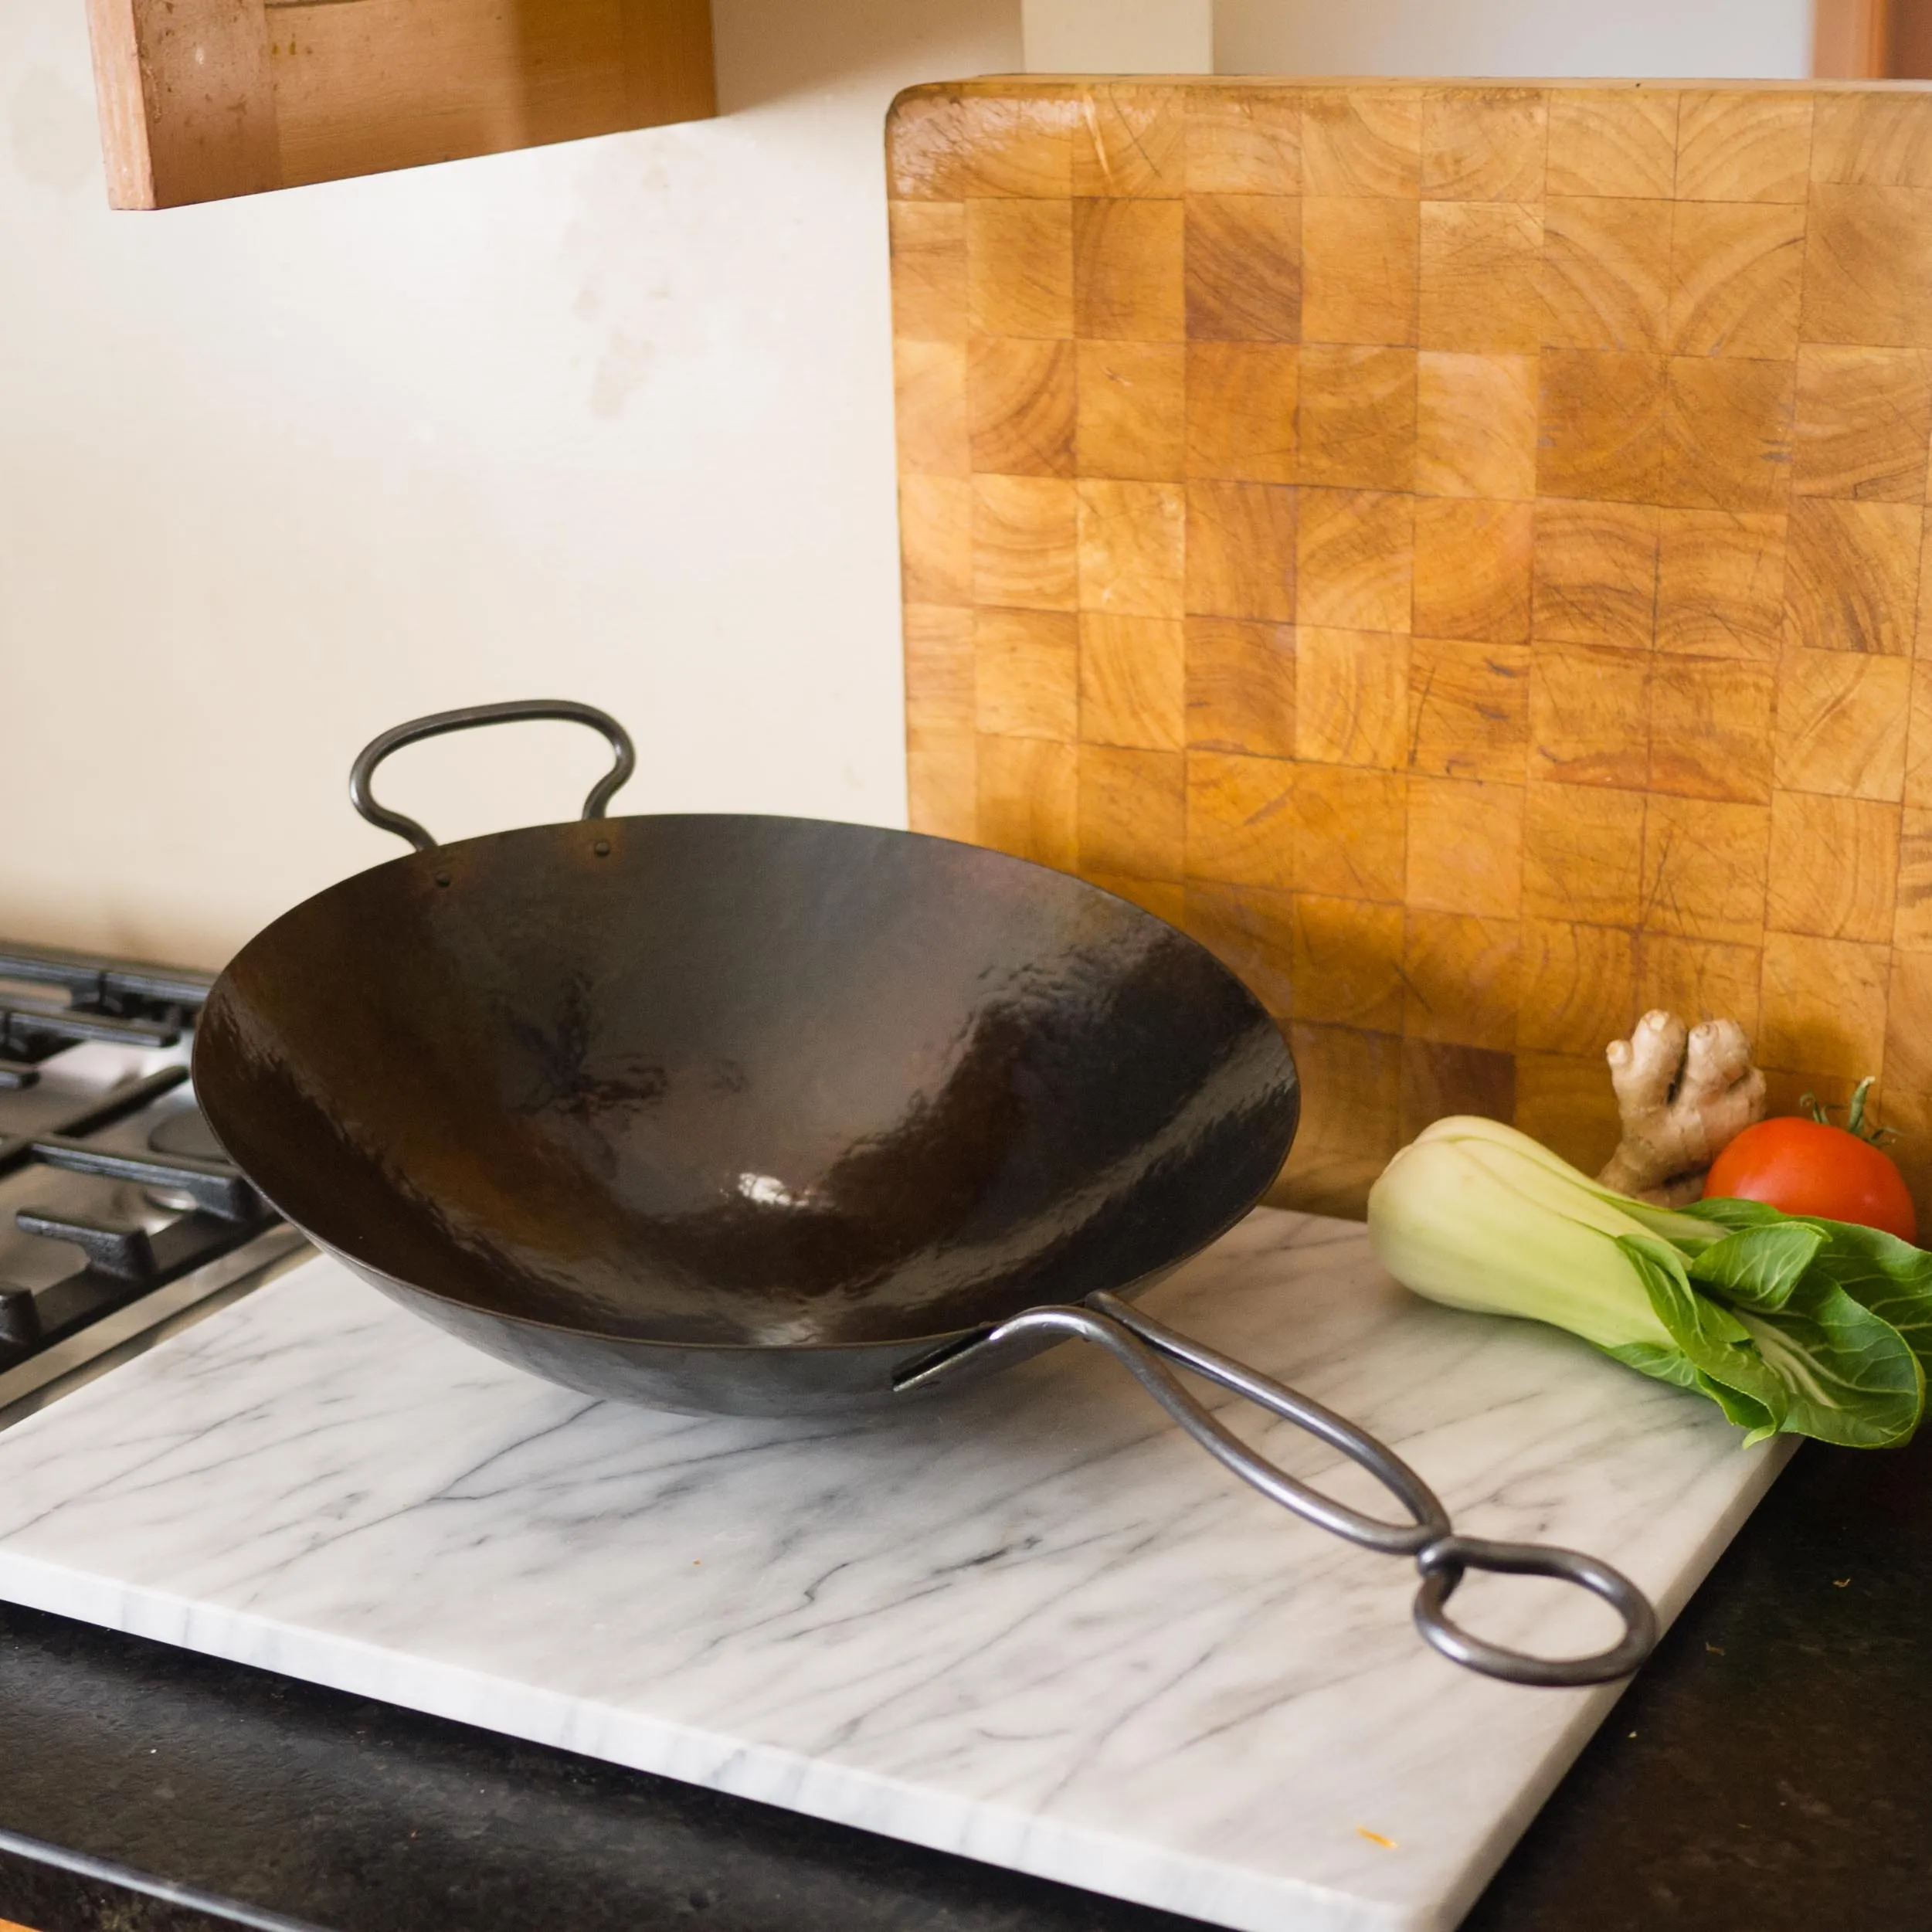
[1412,1534,1659,1687]
[895,1293,1659,1689]
[348,700,637,854]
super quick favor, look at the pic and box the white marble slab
[0,1210,1789,1932]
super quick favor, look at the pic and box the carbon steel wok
[195,701,1658,1688]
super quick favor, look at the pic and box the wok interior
[196,818,1299,1350]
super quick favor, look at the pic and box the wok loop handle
[896,1292,1657,1689]
[349,701,637,854]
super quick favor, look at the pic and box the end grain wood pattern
[83,0,714,209]
[889,78,1932,1219]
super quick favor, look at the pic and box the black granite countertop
[0,1422,1924,1932]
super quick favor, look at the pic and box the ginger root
[1598,1010,1766,1207]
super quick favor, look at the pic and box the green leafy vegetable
[1805,1220,1932,1372]
[1684,1222,1823,1312]
[1367,1116,1930,1448]
[1618,1234,1791,1438]
[1728,1281,1923,1448]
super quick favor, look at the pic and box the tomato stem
[1801,1076,1898,1147]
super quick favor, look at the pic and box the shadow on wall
[710,0,1022,117]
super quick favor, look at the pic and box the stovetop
[0,942,307,1427]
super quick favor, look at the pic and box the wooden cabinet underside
[85,0,715,209]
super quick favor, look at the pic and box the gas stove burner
[148,1106,226,1163]
[0,942,304,1427]
[144,1105,230,1208]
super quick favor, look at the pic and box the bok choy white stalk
[1367,1116,1932,1448]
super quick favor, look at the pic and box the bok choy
[1367,1115,1932,1448]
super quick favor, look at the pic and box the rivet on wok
[593,839,611,857]
[433,873,451,888]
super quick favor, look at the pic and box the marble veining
[0,1211,1791,1932]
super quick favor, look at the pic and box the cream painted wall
[3,0,1813,972]
[0,0,1020,968]
[1023,0,1214,73]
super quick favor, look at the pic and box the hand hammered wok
[194,701,1658,1689]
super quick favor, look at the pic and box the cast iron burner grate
[0,942,212,1086]
[0,944,301,1416]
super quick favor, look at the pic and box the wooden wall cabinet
[1815,0,1932,77]
[83,0,715,210]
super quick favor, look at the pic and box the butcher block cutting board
[889,78,1932,1220]
[0,1214,1788,1932]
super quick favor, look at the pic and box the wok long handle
[348,700,637,854]
[895,1294,1657,1689]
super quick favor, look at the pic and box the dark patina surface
[195,815,1297,1414]
[0,1421,1924,1932]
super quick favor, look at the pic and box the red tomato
[1704,1117,1917,1243]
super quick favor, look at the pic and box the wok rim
[196,812,1301,1358]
